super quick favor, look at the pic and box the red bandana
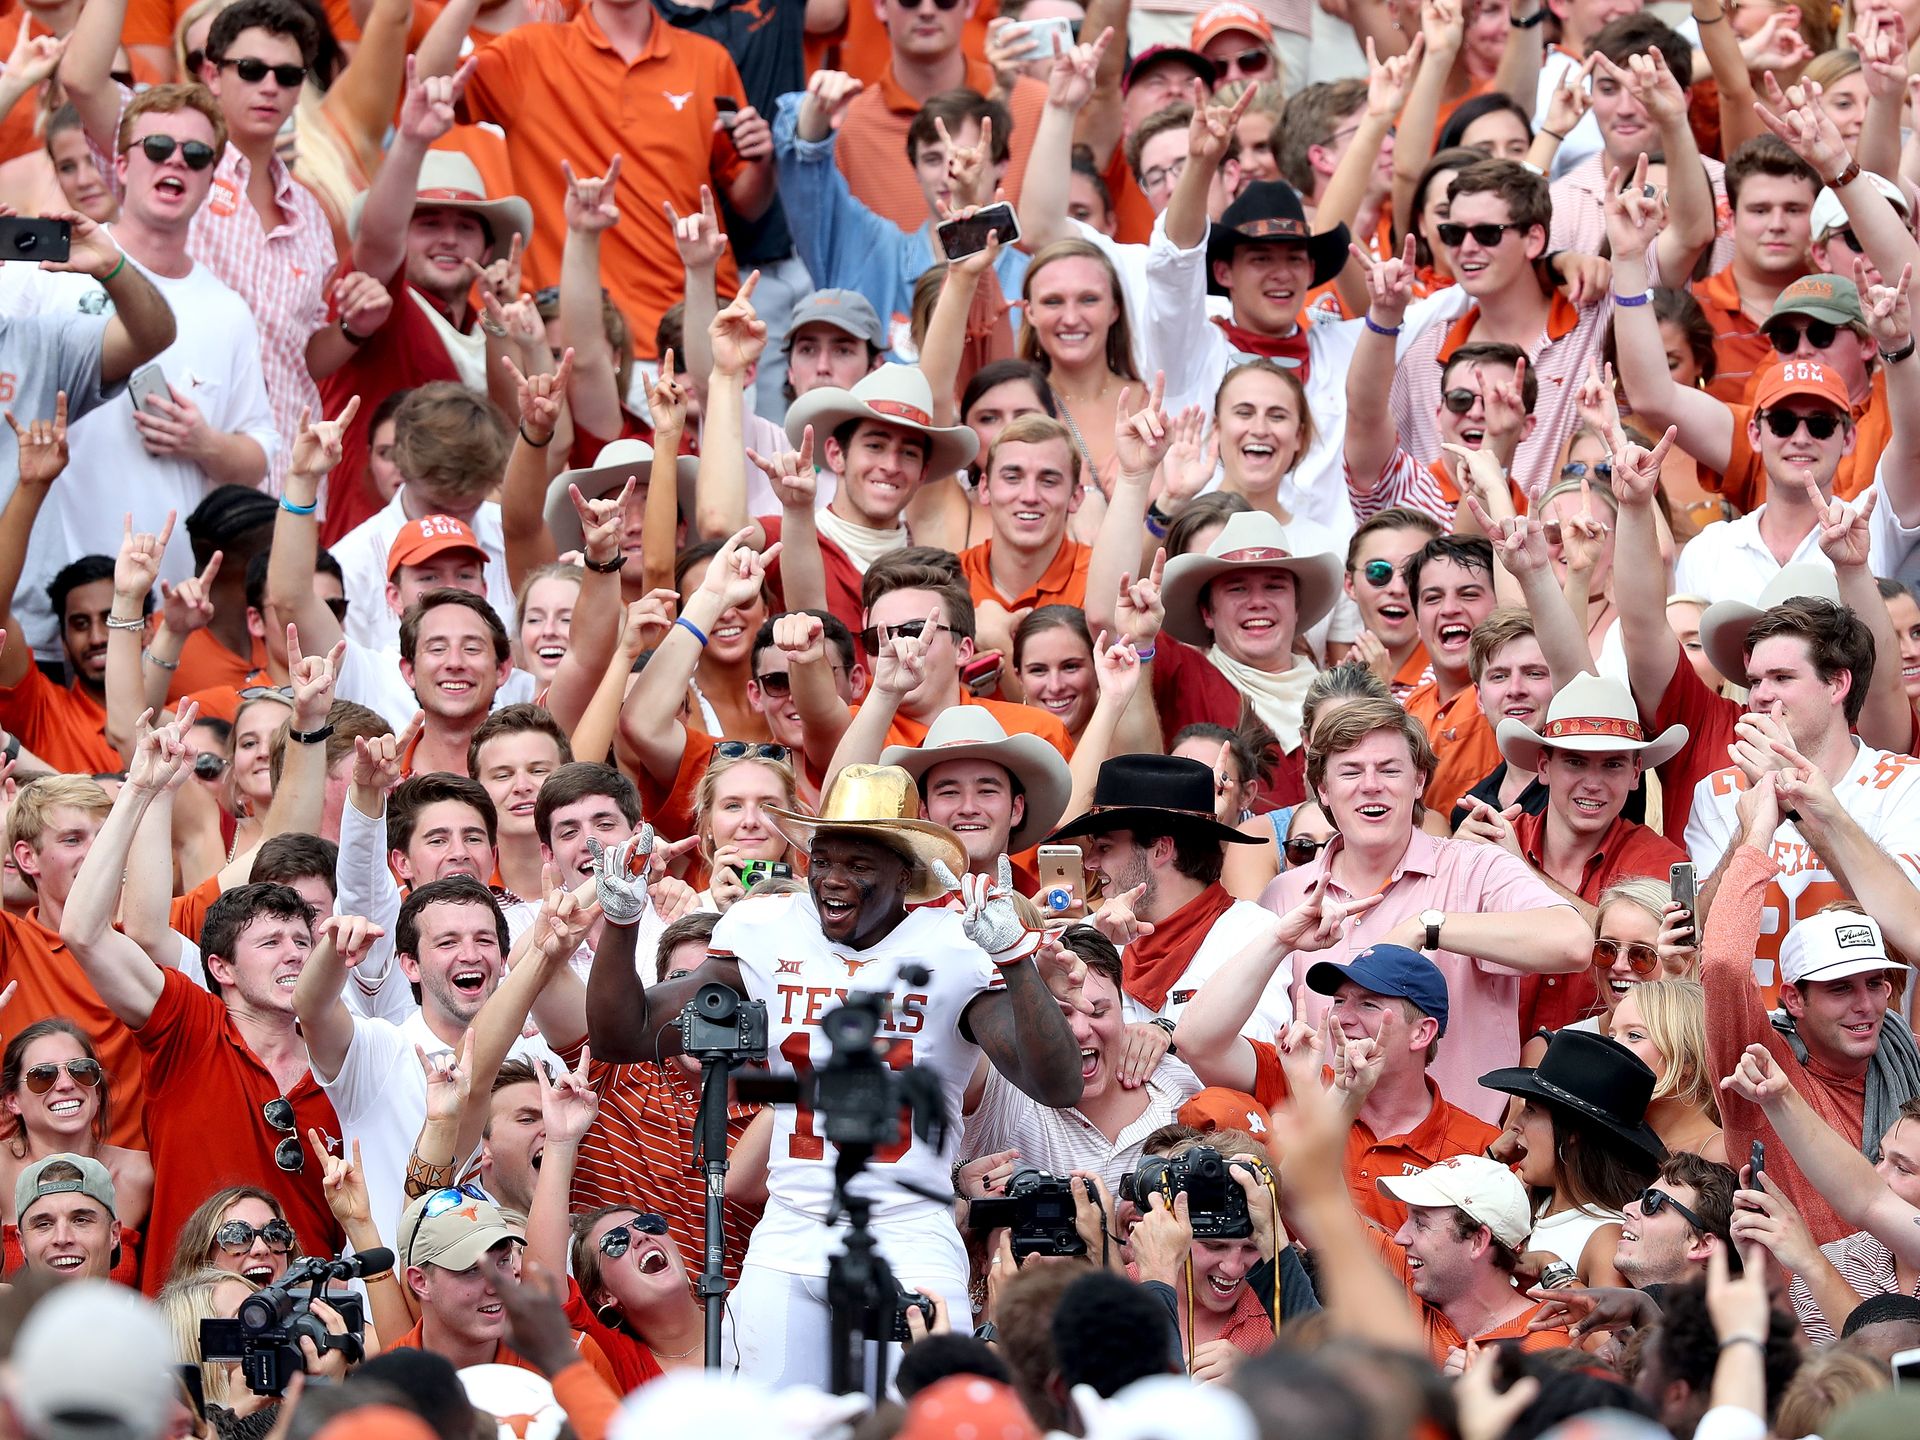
[1212,316,1310,381]
[1125,883,1238,1013]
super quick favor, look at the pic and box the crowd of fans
[13,0,1920,1434]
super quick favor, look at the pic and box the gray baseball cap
[17,1153,116,1223]
[784,289,885,348]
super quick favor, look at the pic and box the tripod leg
[698,1057,736,1368]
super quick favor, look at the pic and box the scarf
[815,506,908,573]
[412,289,489,393]
[1212,316,1310,380]
[1126,882,1238,1013]
[1205,648,1316,752]
[1776,1008,1920,1162]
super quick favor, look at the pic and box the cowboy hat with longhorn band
[1494,672,1688,775]
[348,151,533,260]
[1479,1029,1668,1164]
[1045,754,1265,847]
[785,365,979,479]
[1696,561,1841,690]
[765,764,967,905]
[878,708,1072,852]
[544,440,703,555]
[1160,510,1344,647]
[1206,181,1351,297]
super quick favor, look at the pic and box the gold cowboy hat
[765,764,967,904]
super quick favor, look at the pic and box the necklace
[646,1335,701,1360]
[1052,372,1118,405]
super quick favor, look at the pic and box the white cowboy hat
[765,764,967,905]
[1159,510,1343,646]
[544,440,702,554]
[348,151,533,259]
[1697,562,1841,689]
[784,364,979,479]
[879,708,1072,851]
[1495,672,1688,773]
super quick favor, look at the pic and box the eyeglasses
[1441,388,1482,415]
[711,740,790,762]
[325,596,350,621]
[1139,155,1187,194]
[1832,227,1864,252]
[128,134,218,170]
[1593,937,1660,975]
[1358,558,1402,587]
[219,57,308,87]
[1282,836,1330,867]
[859,619,953,656]
[1559,461,1612,482]
[262,1097,303,1173]
[597,1214,670,1257]
[1435,221,1526,248]
[1210,47,1272,82]
[406,1183,491,1270]
[215,1218,296,1255]
[238,685,295,704]
[1765,319,1839,354]
[1638,1186,1709,1234]
[1757,408,1845,441]
[23,1058,102,1093]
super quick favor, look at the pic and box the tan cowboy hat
[1495,672,1688,774]
[784,364,979,479]
[544,440,703,554]
[878,708,1072,851]
[765,765,967,905]
[348,151,533,258]
[1697,562,1841,688]
[1160,510,1344,646]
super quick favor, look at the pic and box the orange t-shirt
[958,536,1091,614]
[167,629,269,708]
[1403,679,1499,818]
[0,667,121,776]
[1390,643,1433,702]
[835,60,1046,235]
[0,910,148,1150]
[879,693,1073,758]
[1690,266,1771,406]
[1103,148,1156,247]
[168,873,224,948]
[1366,1228,1576,1366]
[457,6,747,349]
[390,1319,622,1393]
[1709,369,1889,510]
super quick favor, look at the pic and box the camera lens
[14,233,35,253]
[822,1003,879,1051]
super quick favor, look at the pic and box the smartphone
[714,95,739,129]
[0,216,70,263]
[1669,861,1697,943]
[938,202,1022,262]
[961,649,1004,695]
[1748,1139,1766,1191]
[738,859,791,890]
[1007,14,1075,59]
[128,363,171,416]
[1037,844,1085,916]
[1893,1346,1920,1388]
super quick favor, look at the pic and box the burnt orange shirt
[1690,266,1771,406]
[168,873,223,948]
[1403,679,1498,818]
[0,667,120,776]
[826,0,998,87]
[958,536,1090,614]
[1391,643,1433,702]
[835,59,1046,234]
[1104,148,1156,247]
[1710,369,1889,510]
[168,629,269,708]
[879,692,1073,758]
[391,1318,621,1393]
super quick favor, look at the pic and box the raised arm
[356,58,472,284]
[1697,0,1763,157]
[500,351,573,586]
[1592,48,1715,282]
[1391,0,1462,239]
[414,0,484,82]
[668,188,728,387]
[293,914,385,1083]
[1757,77,1920,282]
[1860,261,1920,530]
[1317,37,1422,316]
[770,611,852,775]
[526,1051,597,1276]
[558,156,626,444]
[0,402,68,691]
[692,274,770,544]
[1083,377,1172,641]
[823,610,928,786]
[266,400,361,655]
[570,600,653,765]
[1471,502,1599,682]
[746,426,829,616]
[1162,81,1252,251]
[1013,28,1110,254]
[102,513,181,760]
[53,0,127,149]
[641,363,688,598]
[1346,236,1418,501]
[1848,8,1908,185]
[317,0,412,174]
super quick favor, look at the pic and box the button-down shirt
[1548,150,1734,278]
[959,535,1091,613]
[1263,829,1576,1123]
[1670,504,1826,608]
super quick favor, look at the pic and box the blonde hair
[694,752,800,861]
[1596,876,1672,937]
[1620,979,1719,1119]
[1774,1348,1887,1439]
[158,1267,260,1408]
[6,776,113,862]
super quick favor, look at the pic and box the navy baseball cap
[1304,944,1450,1035]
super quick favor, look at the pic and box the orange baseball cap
[1176,1086,1270,1137]
[386,514,487,576]
[1752,358,1851,414]
[1191,0,1274,48]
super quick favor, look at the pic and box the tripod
[824,1144,907,1404]
[692,1051,738,1369]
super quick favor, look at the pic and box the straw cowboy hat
[1044,754,1265,847]
[1494,672,1687,775]
[784,364,979,478]
[544,440,703,554]
[1697,562,1841,689]
[348,151,532,259]
[1160,510,1343,646]
[765,764,967,905]
[879,708,1072,852]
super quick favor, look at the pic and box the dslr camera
[199,1251,383,1396]
[966,1167,1089,1260]
[889,1282,935,1341]
[677,981,768,1062]
[1120,1146,1256,1239]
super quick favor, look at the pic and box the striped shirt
[1789,1230,1914,1345]
[1548,150,1734,281]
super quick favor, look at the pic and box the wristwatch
[287,722,335,746]
[1419,908,1445,950]
[1149,1015,1179,1056]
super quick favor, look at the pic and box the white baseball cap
[1377,1155,1531,1249]
[1779,910,1908,986]
[1810,171,1910,242]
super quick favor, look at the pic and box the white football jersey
[712,890,1002,1233]
[1685,743,1920,982]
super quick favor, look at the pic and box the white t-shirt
[0,250,278,660]
[330,494,519,655]
[1118,900,1291,1039]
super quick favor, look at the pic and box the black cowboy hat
[1479,1029,1668,1164]
[1206,181,1352,297]
[1043,754,1264,847]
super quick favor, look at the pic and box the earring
[594,1300,624,1328]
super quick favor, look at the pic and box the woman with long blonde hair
[1018,239,1142,484]
[1609,977,1726,1162]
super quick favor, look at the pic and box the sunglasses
[239,685,295,704]
[1559,461,1612,482]
[1757,408,1844,441]
[23,1058,102,1093]
[406,1183,491,1270]
[1593,937,1660,975]
[859,619,953,656]
[711,740,790,762]
[325,596,349,621]
[1765,319,1839,354]
[597,1213,670,1257]
[1638,1186,1709,1234]
[129,134,218,170]
[1210,46,1272,81]
[219,57,308,87]
[1435,221,1525,248]
[1359,558,1401,587]
[1282,836,1329,867]
[215,1218,296,1255]
[193,752,227,780]
[1441,388,1482,415]
[262,1097,302,1173]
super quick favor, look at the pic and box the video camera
[966,1167,1090,1260]
[199,1249,387,1396]
[1120,1147,1256,1239]
[677,981,768,1063]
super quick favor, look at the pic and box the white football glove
[931,854,1039,966]
[588,827,655,925]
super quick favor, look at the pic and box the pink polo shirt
[1260,829,1575,1124]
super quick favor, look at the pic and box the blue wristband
[1614,291,1651,308]
[279,495,318,516]
[1135,644,1157,663]
[1364,314,1402,337]
[675,616,709,647]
